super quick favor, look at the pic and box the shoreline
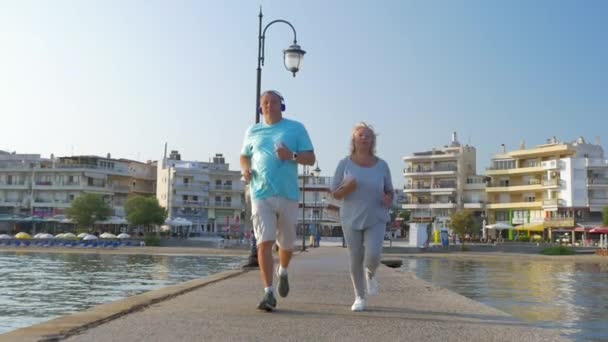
[0,246,249,257]
[385,251,608,263]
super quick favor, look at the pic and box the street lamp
[255,7,306,123]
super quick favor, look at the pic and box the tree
[125,196,167,234]
[449,210,474,251]
[603,207,608,226]
[65,193,112,230]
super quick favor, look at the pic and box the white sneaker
[366,276,379,296]
[351,296,366,312]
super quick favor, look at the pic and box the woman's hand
[333,177,357,200]
[382,191,393,208]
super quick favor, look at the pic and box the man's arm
[240,155,252,182]
[294,151,315,166]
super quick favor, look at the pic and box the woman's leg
[343,227,366,298]
[363,222,386,278]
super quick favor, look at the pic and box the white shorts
[251,197,298,250]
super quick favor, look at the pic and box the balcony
[589,198,608,206]
[112,184,132,193]
[486,165,545,176]
[588,178,608,188]
[212,201,240,209]
[487,201,542,209]
[486,181,543,192]
[586,159,608,168]
[463,201,484,209]
[541,160,562,170]
[0,181,29,189]
[542,179,561,187]
[542,198,565,206]
[403,165,457,176]
[0,200,21,207]
[404,151,459,161]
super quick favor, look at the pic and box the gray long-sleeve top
[331,157,394,231]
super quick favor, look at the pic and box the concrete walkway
[7,247,568,342]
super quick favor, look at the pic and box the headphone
[258,90,286,114]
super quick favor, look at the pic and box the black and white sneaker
[276,268,290,298]
[257,291,277,311]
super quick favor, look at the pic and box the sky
[1,0,607,187]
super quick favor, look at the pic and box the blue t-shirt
[241,118,314,201]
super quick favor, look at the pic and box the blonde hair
[350,122,377,156]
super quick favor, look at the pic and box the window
[182,195,188,201]
[496,211,509,221]
[193,196,198,201]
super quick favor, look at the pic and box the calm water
[402,257,608,342]
[0,252,244,334]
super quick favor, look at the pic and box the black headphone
[258,90,286,114]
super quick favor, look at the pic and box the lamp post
[301,165,308,251]
[255,7,306,123]
[311,164,321,247]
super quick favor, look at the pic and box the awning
[515,223,545,232]
[589,227,608,234]
[84,172,107,180]
[485,222,514,230]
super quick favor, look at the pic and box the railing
[35,181,53,186]
[543,198,564,206]
[542,179,560,186]
[588,178,608,185]
[55,163,130,174]
[404,165,457,173]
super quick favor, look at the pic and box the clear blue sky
[1,0,606,187]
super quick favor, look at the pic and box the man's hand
[242,168,253,183]
[275,142,294,161]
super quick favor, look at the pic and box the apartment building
[485,137,608,242]
[156,151,244,235]
[0,150,156,218]
[402,133,487,234]
[297,166,342,238]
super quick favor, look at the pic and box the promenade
[4,246,568,342]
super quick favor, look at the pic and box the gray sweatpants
[343,222,385,298]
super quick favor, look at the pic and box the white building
[0,150,156,218]
[486,136,608,241]
[402,132,487,234]
[156,150,244,236]
[297,166,342,238]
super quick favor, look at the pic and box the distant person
[331,122,393,312]
[240,90,315,311]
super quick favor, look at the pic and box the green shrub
[540,246,575,255]
[517,236,531,242]
[144,233,160,246]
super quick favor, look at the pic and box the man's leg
[279,247,292,268]
[258,240,275,287]
[275,198,298,298]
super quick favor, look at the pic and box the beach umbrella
[0,234,12,239]
[34,233,43,238]
[83,234,98,240]
[77,232,88,238]
[37,233,54,239]
[100,233,117,239]
[62,232,77,239]
[15,232,32,239]
[117,233,130,239]
[55,233,65,239]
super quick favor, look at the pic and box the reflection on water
[0,252,244,334]
[402,257,608,342]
